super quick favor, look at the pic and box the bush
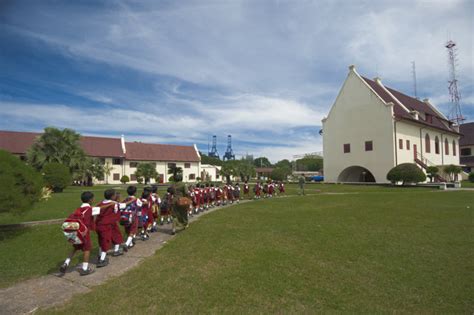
[271,167,291,181]
[120,175,130,184]
[425,166,439,183]
[469,172,474,183]
[387,163,426,185]
[43,162,71,192]
[0,150,43,213]
[444,164,462,182]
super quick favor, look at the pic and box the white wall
[323,68,396,183]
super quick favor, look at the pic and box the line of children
[60,181,286,276]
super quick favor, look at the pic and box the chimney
[374,77,382,85]
[423,98,430,103]
[121,134,126,155]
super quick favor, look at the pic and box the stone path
[0,201,250,314]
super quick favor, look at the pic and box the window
[406,140,410,150]
[453,141,458,156]
[425,134,431,153]
[399,139,403,150]
[168,163,176,169]
[130,162,138,168]
[365,141,373,151]
[445,138,449,155]
[113,173,120,181]
[184,163,191,168]
[189,173,195,180]
[435,136,440,154]
[460,148,470,156]
[131,174,137,181]
[113,158,122,165]
[343,143,350,153]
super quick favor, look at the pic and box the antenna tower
[411,61,418,99]
[208,135,219,159]
[445,40,464,124]
[223,135,235,161]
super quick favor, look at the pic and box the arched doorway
[337,166,376,183]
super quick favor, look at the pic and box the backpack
[62,208,89,245]
[120,198,140,226]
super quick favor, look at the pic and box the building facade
[323,65,461,183]
[0,131,206,184]
[460,122,474,174]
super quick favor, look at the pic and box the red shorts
[97,224,123,252]
[125,216,138,236]
[73,232,91,251]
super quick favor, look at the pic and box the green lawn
[0,183,414,225]
[462,180,474,188]
[41,189,473,313]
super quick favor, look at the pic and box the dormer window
[425,114,433,124]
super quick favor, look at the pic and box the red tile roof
[0,131,40,155]
[79,136,124,158]
[0,130,200,161]
[0,130,123,157]
[362,77,459,134]
[125,142,200,162]
[460,122,474,146]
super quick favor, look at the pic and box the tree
[103,162,114,184]
[275,159,292,170]
[168,165,183,182]
[296,156,323,172]
[75,157,104,186]
[386,163,426,185]
[220,162,237,183]
[253,157,272,168]
[136,163,158,184]
[27,127,86,173]
[444,164,462,182]
[200,154,223,166]
[468,172,474,183]
[426,166,439,183]
[234,160,256,181]
[120,175,130,184]
[271,167,291,181]
[42,162,72,192]
[0,150,43,213]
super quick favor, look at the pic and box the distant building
[322,65,461,183]
[0,130,203,184]
[255,167,274,180]
[460,122,474,173]
[200,164,222,182]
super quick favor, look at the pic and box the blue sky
[0,0,472,162]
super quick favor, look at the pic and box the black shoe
[122,244,128,252]
[79,266,95,276]
[59,263,68,274]
[112,249,124,257]
[97,258,109,268]
[127,242,134,249]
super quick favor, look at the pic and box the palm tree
[103,162,114,184]
[136,163,158,184]
[168,165,183,182]
[27,127,85,173]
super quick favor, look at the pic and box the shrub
[425,166,439,183]
[387,163,426,185]
[120,175,130,184]
[469,172,474,183]
[0,150,43,213]
[43,162,72,192]
[444,164,462,182]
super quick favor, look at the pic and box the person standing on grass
[298,174,306,195]
[170,183,190,235]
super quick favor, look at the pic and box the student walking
[298,174,306,196]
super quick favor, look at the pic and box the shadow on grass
[0,227,31,242]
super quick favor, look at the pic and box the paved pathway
[0,201,250,314]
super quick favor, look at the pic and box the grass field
[0,183,412,225]
[38,189,473,313]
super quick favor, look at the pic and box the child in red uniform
[121,186,142,249]
[96,189,123,267]
[150,185,161,232]
[243,181,250,199]
[254,182,261,199]
[139,189,152,240]
[60,191,96,276]
[279,181,285,195]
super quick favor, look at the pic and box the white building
[0,131,205,184]
[322,65,461,183]
[460,122,474,174]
